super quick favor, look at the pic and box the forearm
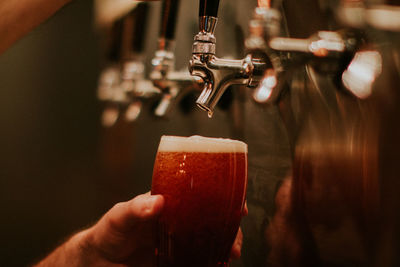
[0,0,71,54]
[34,193,166,267]
[33,229,105,267]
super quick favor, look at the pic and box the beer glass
[151,135,248,267]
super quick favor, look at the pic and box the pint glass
[151,135,248,267]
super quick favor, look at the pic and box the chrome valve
[189,3,269,117]
[151,0,202,117]
[97,3,159,127]
[247,5,370,104]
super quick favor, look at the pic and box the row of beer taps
[97,0,400,126]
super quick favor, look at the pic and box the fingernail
[146,195,159,208]
[150,195,164,213]
[138,196,158,217]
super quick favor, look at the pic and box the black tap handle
[199,0,220,18]
[159,0,180,40]
[129,2,149,53]
[106,18,124,62]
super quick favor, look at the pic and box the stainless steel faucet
[151,0,202,117]
[150,39,201,117]
[337,1,400,98]
[251,1,392,103]
[189,0,268,117]
[189,0,372,116]
[97,3,159,127]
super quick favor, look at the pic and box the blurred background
[1,0,400,266]
[0,1,104,265]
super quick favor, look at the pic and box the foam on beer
[158,135,248,153]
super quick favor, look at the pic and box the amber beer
[151,135,248,267]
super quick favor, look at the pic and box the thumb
[105,192,165,232]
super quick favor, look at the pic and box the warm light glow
[125,102,142,122]
[95,0,138,28]
[154,95,172,117]
[102,106,119,127]
[342,51,382,99]
[97,67,120,101]
[253,69,277,103]
[258,0,271,8]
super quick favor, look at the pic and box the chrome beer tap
[337,0,400,98]
[189,0,269,117]
[97,17,126,127]
[98,3,158,127]
[338,0,400,32]
[245,0,282,104]
[150,0,202,117]
[189,0,371,117]
[119,3,159,122]
[247,0,376,105]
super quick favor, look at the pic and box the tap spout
[190,53,266,116]
[189,0,272,116]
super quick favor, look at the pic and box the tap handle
[199,0,220,18]
[159,0,180,41]
[106,18,124,62]
[128,2,149,54]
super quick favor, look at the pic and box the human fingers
[85,193,164,262]
[230,227,243,259]
[243,201,248,216]
[105,192,165,232]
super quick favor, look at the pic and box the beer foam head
[158,135,248,153]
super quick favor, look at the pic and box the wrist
[68,228,109,266]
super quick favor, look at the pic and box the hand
[83,192,165,266]
[84,192,246,266]
[35,192,245,266]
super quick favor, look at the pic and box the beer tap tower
[189,0,372,117]
[150,0,202,117]
[98,3,158,127]
[97,17,125,127]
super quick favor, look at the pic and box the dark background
[0,1,104,265]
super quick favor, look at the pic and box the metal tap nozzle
[190,53,266,116]
[190,3,269,117]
